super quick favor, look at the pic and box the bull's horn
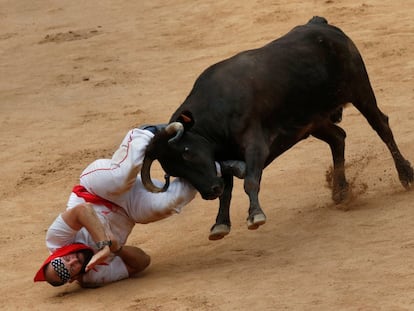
[166,122,184,144]
[141,156,170,193]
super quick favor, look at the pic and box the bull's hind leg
[312,121,349,203]
[353,89,413,188]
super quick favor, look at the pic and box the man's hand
[85,246,111,272]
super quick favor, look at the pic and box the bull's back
[173,17,368,138]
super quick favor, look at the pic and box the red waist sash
[72,184,116,210]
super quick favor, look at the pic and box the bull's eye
[182,146,194,161]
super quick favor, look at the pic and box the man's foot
[140,124,167,135]
[220,160,246,179]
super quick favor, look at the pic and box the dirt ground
[1,1,413,310]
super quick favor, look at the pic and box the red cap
[34,243,93,282]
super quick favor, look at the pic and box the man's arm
[61,203,112,271]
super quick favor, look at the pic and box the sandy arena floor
[1,1,413,310]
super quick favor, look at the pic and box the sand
[1,1,413,310]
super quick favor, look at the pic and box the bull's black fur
[144,17,413,240]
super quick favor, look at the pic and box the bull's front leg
[209,174,233,240]
[244,138,269,230]
[245,174,267,230]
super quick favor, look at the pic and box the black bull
[141,16,413,240]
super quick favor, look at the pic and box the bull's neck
[192,127,231,157]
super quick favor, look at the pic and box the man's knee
[123,246,151,275]
[142,253,151,270]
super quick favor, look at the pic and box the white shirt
[45,128,197,286]
[46,195,134,286]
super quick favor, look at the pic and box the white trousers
[79,128,197,224]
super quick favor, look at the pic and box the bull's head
[141,119,224,200]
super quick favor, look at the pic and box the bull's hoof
[398,160,413,189]
[332,180,349,204]
[247,213,266,230]
[209,224,231,240]
[332,188,348,204]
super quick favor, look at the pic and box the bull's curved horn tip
[165,122,184,133]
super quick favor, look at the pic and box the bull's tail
[308,16,328,25]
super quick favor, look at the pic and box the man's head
[34,244,93,287]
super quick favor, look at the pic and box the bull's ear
[177,110,194,131]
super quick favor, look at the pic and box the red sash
[72,185,116,210]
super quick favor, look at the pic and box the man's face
[45,251,86,285]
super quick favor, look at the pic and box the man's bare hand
[85,246,111,272]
